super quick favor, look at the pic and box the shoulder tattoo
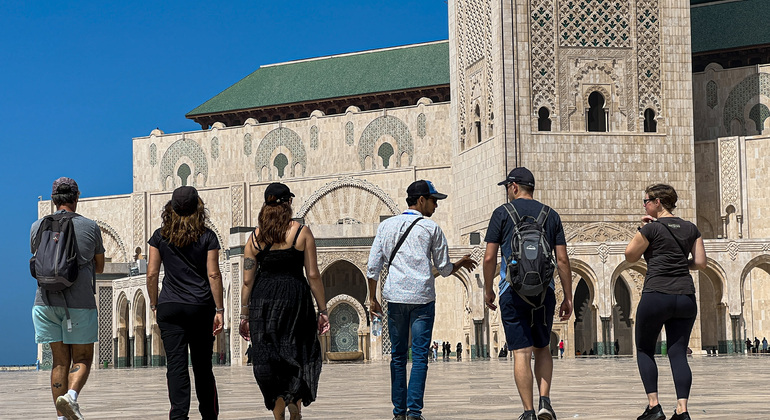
[244,258,256,270]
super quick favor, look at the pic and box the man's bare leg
[512,347,535,411]
[49,342,71,416]
[67,344,94,393]
[533,346,553,398]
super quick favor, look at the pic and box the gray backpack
[503,203,555,308]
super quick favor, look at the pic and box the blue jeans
[388,301,435,418]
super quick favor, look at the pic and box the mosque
[36,0,770,368]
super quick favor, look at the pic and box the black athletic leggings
[635,291,697,399]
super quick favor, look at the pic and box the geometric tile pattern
[41,343,52,370]
[417,113,426,138]
[329,302,359,352]
[345,122,355,145]
[559,0,631,48]
[159,138,208,189]
[98,286,114,365]
[719,137,739,212]
[255,127,307,181]
[531,0,557,113]
[723,73,770,135]
[244,133,252,156]
[231,262,240,359]
[211,137,219,160]
[310,125,319,149]
[357,115,413,170]
[149,143,157,167]
[636,0,662,115]
[707,80,718,109]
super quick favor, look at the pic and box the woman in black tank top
[625,184,707,420]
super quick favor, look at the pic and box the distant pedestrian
[367,180,477,420]
[746,338,752,353]
[457,342,463,361]
[763,337,768,353]
[625,184,706,420]
[754,337,760,354]
[558,340,564,358]
[615,339,620,355]
[31,177,105,420]
[147,186,224,420]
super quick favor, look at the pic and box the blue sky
[0,0,449,365]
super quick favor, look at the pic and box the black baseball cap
[264,182,295,203]
[497,167,535,187]
[171,186,199,216]
[407,180,447,200]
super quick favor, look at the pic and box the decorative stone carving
[132,193,145,253]
[530,0,557,114]
[719,138,739,212]
[210,137,219,160]
[310,125,319,150]
[636,0,662,116]
[564,222,637,243]
[231,262,240,357]
[96,220,129,263]
[357,116,413,170]
[149,143,157,167]
[244,133,252,156]
[706,80,718,109]
[728,241,739,261]
[559,0,631,48]
[297,177,400,220]
[417,113,426,138]
[98,286,113,365]
[316,251,370,276]
[159,138,208,189]
[345,121,354,145]
[230,184,244,227]
[722,73,770,135]
[597,244,609,263]
[255,127,307,181]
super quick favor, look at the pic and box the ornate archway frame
[296,176,400,219]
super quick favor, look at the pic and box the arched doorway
[322,260,367,306]
[740,256,770,353]
[612,278,633,355]
[133,293,147,367]
[587,91,607,132]
[699,263,727,354]
[573,278,596,355]
[116,294,130,368]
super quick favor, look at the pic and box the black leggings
[635,292,697,399]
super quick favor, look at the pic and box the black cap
[406,180,447,200]
[264,182,295,203]
[497,167,535,187]
[171,186,199,216]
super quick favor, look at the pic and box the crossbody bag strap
[655,220,690,263]
[388,217,424,266]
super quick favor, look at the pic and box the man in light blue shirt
[368,180,476,420]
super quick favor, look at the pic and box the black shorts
[499,287,556,350]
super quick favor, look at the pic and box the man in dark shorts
[482,167,573,420]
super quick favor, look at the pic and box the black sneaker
[670,411,690,420]
[637,404,666,420]
[537,398,556,420]
[393,415,406,420]
[518,411,537,420]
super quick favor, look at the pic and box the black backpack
[503,203,555,308]
[30,212,81,292]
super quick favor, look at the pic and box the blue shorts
[32,306,98,344]
[499,287,556,350]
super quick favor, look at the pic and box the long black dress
[249,226,322,410]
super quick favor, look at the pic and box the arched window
[643,108,657,133]
[538,107,552,131]
[177,164,191,186]
[377,143,394,168]
[474,104,482,144]
[274,153,289,178]
[587,91,607,132]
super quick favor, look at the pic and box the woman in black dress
[147,186,224,420]
[625,184,707,420]
[239,182,329,420]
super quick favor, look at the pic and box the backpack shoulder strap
[502,202,522,225]
[535,205,551,226]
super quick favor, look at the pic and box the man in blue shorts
[31,177,104,420]
[482,168,573,420]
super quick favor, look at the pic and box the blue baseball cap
[407,180,447,200]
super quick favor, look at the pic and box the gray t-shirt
[31,210,105,309]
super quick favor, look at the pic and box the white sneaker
[56,394,84,420]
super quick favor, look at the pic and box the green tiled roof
[187,41,450,117]
[691,0,770,53]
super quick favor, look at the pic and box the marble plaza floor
[3,355,768,419]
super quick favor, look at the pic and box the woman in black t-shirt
[147,186,224,420]
[625,184,706,420]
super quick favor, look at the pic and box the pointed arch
[159,138,208,189]
[357,115,414,170]
[255,127,307,181]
